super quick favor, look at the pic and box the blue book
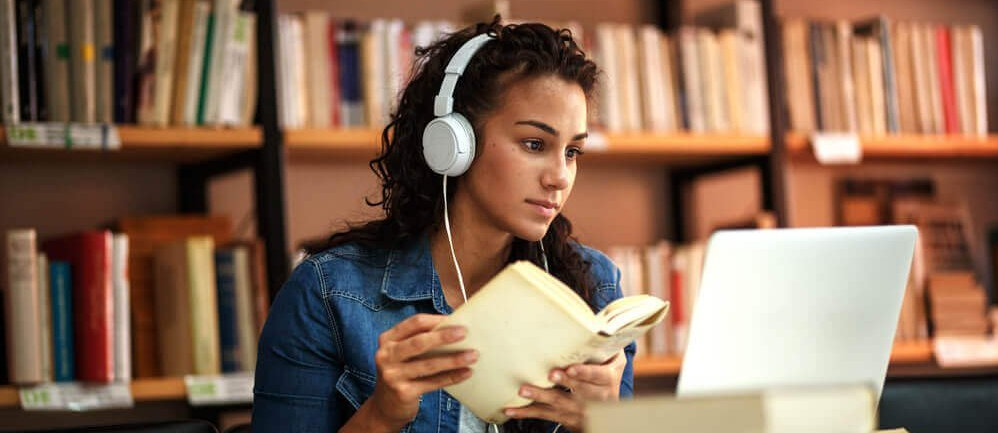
[50,261,74,382]
[337,20,364,126]
[215,250,240,373]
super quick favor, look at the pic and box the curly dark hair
[311,17,600,431]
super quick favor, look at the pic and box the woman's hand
[361,314,478,432]
[503,350,628,431]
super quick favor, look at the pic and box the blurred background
[1,0,998,431]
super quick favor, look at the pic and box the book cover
[4,229,43,384]
[0,0,20,123]
[93,0,113,123]
[215,248,240,372]
[50,260,74,382]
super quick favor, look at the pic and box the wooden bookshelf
[786,132,998,161]
[0,126,262,163]
[284,128,771,164]
[633,339,936,378]
[0,377,187,409]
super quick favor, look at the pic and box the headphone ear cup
[422,113,476,177]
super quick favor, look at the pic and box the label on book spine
[184,372,254,406]
[6,122,121,150]
[811,132,862,164]
[19,382,134,411]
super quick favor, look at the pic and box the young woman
[252,18,635,433]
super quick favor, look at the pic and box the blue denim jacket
[252,235,636,433]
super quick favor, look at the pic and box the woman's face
[459,74,588,242]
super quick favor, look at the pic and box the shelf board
[0,377,188,409]
[1,126,262,163]
[284,128,770,165]
[786,132,998,161]
[633,340,936,378]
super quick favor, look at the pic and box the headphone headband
[434,33,496,117]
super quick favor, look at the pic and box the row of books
[607,241,706,357]
[1,216,269,386]
[275,0,770,135]
[0,0,257,127]
[782,17,988,137]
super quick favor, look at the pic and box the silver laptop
[677,225,918,400]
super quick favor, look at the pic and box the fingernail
[448,328,466,340]
[567,367,578,377]
[463,350,478,362]
[520,388,532,398]
[551,371,563,382]
[505,409,515,417]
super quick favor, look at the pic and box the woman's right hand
[366,314,478,430]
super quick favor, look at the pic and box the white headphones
[422,33,496,177]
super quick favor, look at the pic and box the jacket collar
[380,232,452,314]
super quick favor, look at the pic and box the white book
[852,38,873,135]
[303,10,331,128]
[617,25,642,132]
[836,21,858,133]
[68,0,95,123]
[384,19,405,120]
[37,253,52,382]
[112,234,131,382]
[291,15,308,128]
[923,24,944,134]
[5,229,42,384]
[968,25,987,138]
[910,23,932,134]
[679,27,704,133]
[699,29,728,133]
[276,16,295,128]
[594,24,621,131]
[868,39,887,136]
[637,26,667,132]
[0,0,18,123]
[430,261,668,423]
[644,243,671,356]
[660,33,679,132]
[216,10,253,126]
[202,0,237,125]
[182,1,211,125]
[363,19,387,128]
[718,30,743,132]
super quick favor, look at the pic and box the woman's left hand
[503,350,628,431]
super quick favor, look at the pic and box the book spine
[233,247,257,371]
[0,0,20,123]
[808,22,825,131]
[337,21,363,127]
[195,5,214,125]
[15,0,38,121]
[50,260,74,382]
[93,0,112,123]
[215,8,252,126]
[112,234,131,382]
[215,249,240,372]
[181,0,209,125]
[37,252,53,382]
[112,0,139,123]
[188,237,220,375]
[5,229,42,384]
[936,26,959,135]
[68,0,95,123]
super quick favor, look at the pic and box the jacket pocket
[335,368,377,410]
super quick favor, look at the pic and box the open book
[429,261,669,423]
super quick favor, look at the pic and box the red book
[43,231,114,383]
[327,20,341,127]
[670,269,684,326]
[936,26,960,134]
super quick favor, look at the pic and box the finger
[412,366,474,395]
[518,385,576,409]
[504,402,561,422]
[556,363,615,387]
[392,326,466,361]
[380,314,447,343]
[549,370,606,398]
[402,350,478,379]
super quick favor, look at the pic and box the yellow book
[431,261,669,423]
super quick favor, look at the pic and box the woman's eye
[523,139,544,151]
[566,147,585,160]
